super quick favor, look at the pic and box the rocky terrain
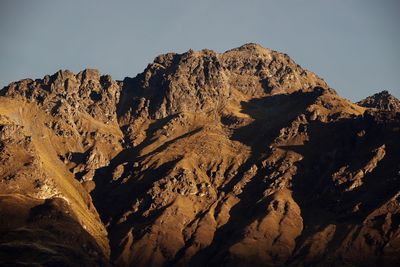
[0,43,399,267]
[358,90,400,112]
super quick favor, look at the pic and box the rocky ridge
[0,43,399,267]
[358,90,400,112]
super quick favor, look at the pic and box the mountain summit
[1,44,399,267]
[358,90,400,112]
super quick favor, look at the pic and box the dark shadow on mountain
[281,111,400,266]
[91,114,188,218]
[91,111,202,263]
[189,96,400,266]
[188,89,325,266]
[222,89,324,193]
[0,196,110,267]
[116,53,183,121]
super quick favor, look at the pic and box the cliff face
[1,44,399,267]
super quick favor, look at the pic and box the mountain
[1,44,399,267]
[358,90,400,112]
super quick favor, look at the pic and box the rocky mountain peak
[226,42,272,54]
[1,68,120,124]
[119,44,330,122]
[358,90,400,112]
[1,44,399,267]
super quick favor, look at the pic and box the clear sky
[0,0,399,101]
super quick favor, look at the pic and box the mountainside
[1,43,400,267]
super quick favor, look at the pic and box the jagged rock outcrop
[117,43,329,145]
[1,44,399,267]
[358,90,400,112]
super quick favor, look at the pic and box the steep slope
[0,69,122,266]
[357,90,400,112]
[1,44,399,267]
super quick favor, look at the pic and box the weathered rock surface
[1,44,399,267]
[358,90,400,112]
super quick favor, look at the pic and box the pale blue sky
[0,0,399,101]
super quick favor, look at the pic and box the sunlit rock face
[358,90,400,112]
[1,44,399,267]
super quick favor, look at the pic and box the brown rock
[1,44,399,267]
